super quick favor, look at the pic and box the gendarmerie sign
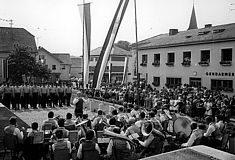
[205,72,235,77]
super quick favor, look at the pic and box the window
[39,55,46,64]
[61,65,66,70]
[221,48,232,62]
[52,65,56,70]
[89,57,94,61]
[166,52,174,66]
[201,50,210,62]
[141,54,147,66]
[189,77,201,88]
[166,77,181,88]
[182,51,191,66]
[39,55,45,60]
[142,55,147,63]
[211,79,233,92]
[152,54,160,66]
[168,53,175,63]
[152,77,160,87]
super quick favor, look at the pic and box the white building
[133,6,235,95]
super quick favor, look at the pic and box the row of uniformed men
[0,83,73,110]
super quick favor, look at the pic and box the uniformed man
[30,84,40,109]
[12,83,23,110]
[49,84,58,107]
[41,83,49,108]
[65,83,72,107]
[58,83,65,107]
[22,83,30,109]
[3,83,12,109]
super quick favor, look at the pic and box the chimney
[169,29,178,36]
[205,24,212,28]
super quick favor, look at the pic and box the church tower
[188,5,198,30]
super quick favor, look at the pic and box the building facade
[70,57,82,79]
[135,23,235,95]
[37,47,66,83]
[53,53,72,81]
[89,45,132,84]
[0,27,37,83]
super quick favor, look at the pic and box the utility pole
[0,18,13,27]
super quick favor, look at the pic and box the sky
[0,0,235,57]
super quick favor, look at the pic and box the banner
[92,0,129,89]
[122,56,128,84]
[79,3,91,89]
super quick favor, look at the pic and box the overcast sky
[0,0,235,57]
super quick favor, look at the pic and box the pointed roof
[188,5,198,30]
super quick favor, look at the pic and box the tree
[115,40,131,51]
[8,45,51,83]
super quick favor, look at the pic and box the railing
[165,62,174,66]
[181,61,191,66]
[140,63,147,66]
[198,61,209,66]
[152,62,160,67]
[220,61,232,66]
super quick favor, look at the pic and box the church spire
[188,4,198,30]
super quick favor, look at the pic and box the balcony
[181,61,191,67]
[198,61,209,66]
[220,61,232,66]
[140,62,147,67]
[165,62,174,66]
[152,62,160,67]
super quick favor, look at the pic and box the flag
[122,57,128,84]
[92,0,129,89]
[79,3,91,89]
[109,62,112,83]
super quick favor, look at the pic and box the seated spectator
[202,116,222,147]
[106,127,131,160]
[27,122,39,137]
[64,112,75,126]
[216,115,226,133]
[181,122,203,147]
[135,112,146,128]
[4,116,25,159]
[92,109,107,131]
[106,117,117,132]
[53,118,69,138]
[77,129,100,160]
[52,130,72,154]
[4,116,25,140]
[42,111,59,130]
[149,111,163,131]
[125,117,141,138]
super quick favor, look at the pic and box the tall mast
[134,0,140,106]
[82,0,85,90]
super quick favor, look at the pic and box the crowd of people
[0,82,73,110]
[3,82,235,160]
